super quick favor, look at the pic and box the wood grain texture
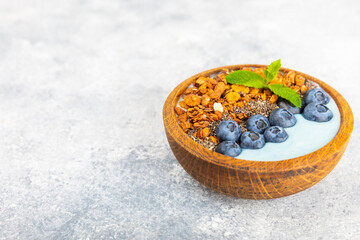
[163,65,354,199]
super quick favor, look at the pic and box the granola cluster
[174,67,314,151]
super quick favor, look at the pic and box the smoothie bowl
[163,61,353,199]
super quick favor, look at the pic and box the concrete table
[0,0,359,239]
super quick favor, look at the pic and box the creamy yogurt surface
[237,97,340,161]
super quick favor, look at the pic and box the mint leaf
[268,84,301,107]
[225,70,267,89]
[264,59,281,83]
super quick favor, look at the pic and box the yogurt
[236,97,340,161]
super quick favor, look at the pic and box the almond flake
[213,102,223,113]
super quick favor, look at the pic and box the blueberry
[269,108,296,128]
[215,141,242,157]
[278,98,305,114]
[303,102,333,122]
[246,115,270,134]
[304,88,330,105]
[239,131,265,149]
[216,120,242,142]
[264,126,288,143]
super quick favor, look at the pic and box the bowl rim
[163,64,354,173]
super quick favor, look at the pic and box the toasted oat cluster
[174,67,314,150]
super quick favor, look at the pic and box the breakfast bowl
[163,64,354,199]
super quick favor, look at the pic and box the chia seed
[186,99,278,151]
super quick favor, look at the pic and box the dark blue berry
[269,108,296,128]
[278,98,305,114]
[239,131,265,149]
[264,126,288,143]
[304,88,330,105]
[215,141,242,157]
[216,120,242,142]
[303,102,333,122]
[246,115,270,134]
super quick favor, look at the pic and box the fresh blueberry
[239,131,265,149]
[278,98,305,114]
[216,120,242,142]
[215,141,242,157]
[264,126,288,143]
[304,88,330,105]
[246,115,270,134]
[303,102,333,122]
[269,108,297,128]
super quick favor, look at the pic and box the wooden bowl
[163,65,354,199]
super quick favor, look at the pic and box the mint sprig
[225,70,267,88]
[268,84,301,107]
[264,59,281,84]
[225,59,302,107]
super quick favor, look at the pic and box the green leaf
[268,84,301,107]
[264,59,281,83]
[225,70,267,89]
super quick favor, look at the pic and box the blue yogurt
[237,97,340,161]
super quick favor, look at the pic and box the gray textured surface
[0,0,359,239]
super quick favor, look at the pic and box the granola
[174,67,316,151]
